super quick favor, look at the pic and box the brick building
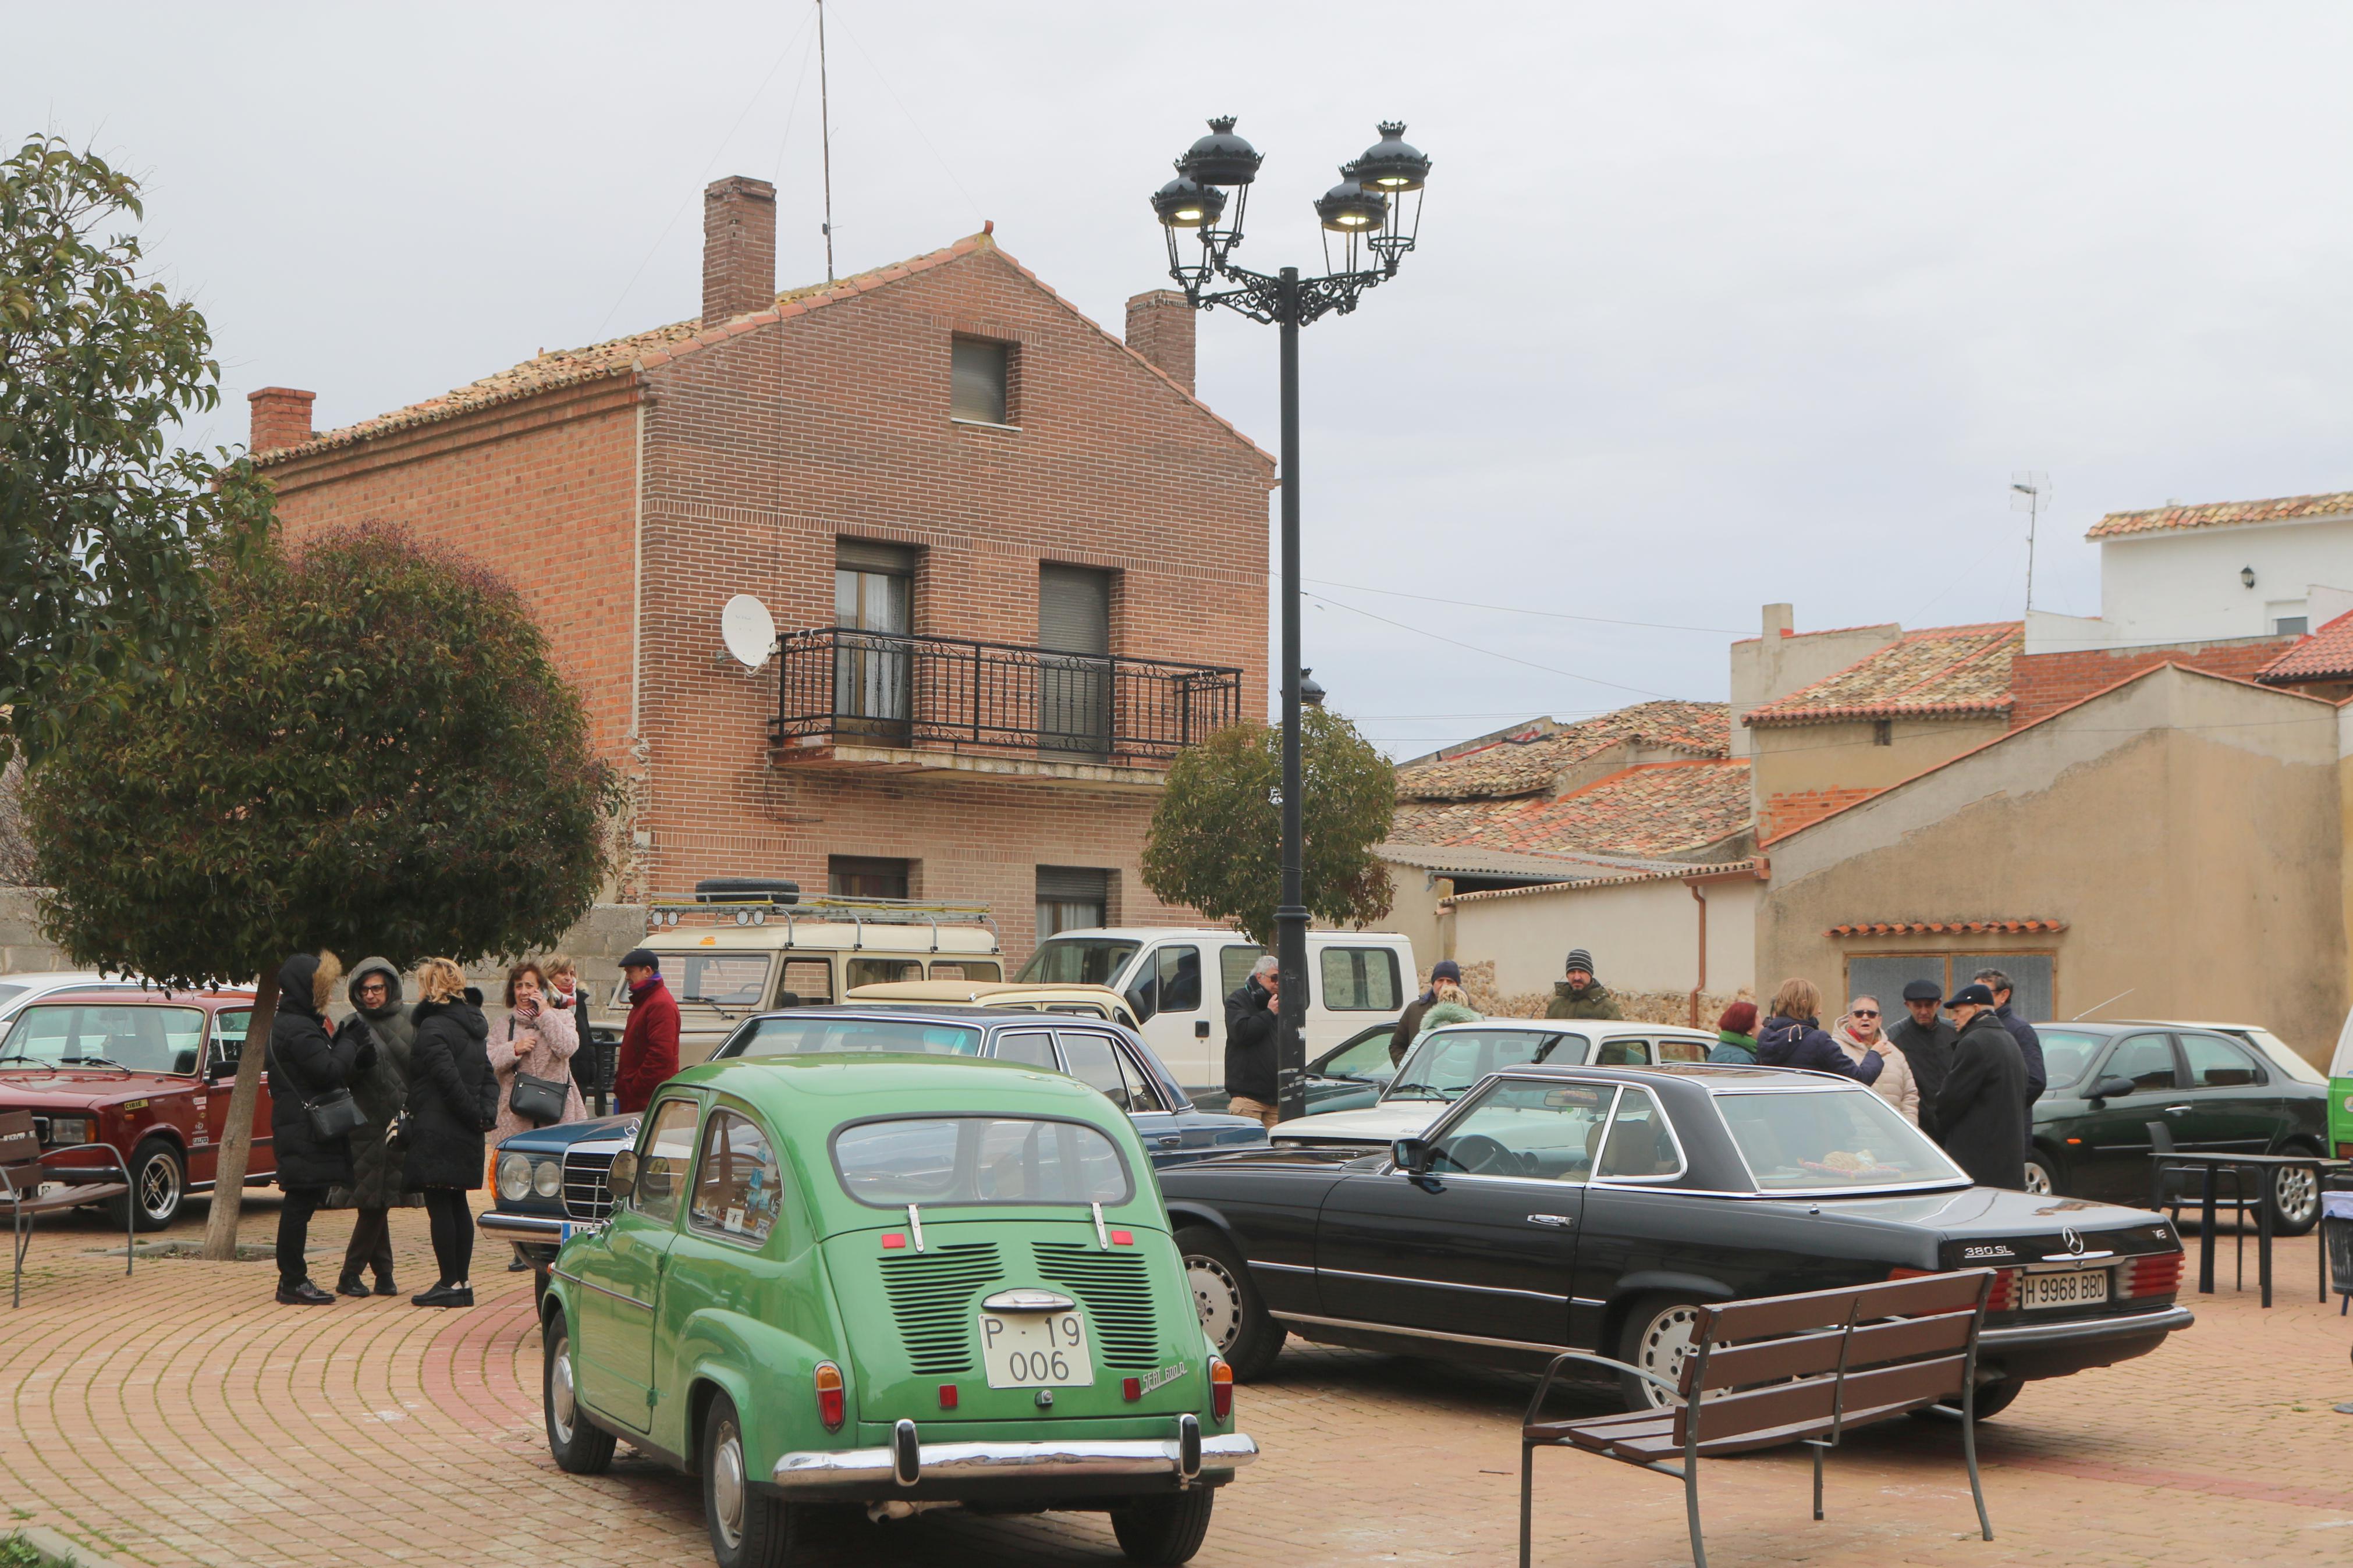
[250,175,1274,957]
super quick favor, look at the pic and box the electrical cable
[1305,577,1747,635]
[1304,593,1686,700]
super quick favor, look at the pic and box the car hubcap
[140,1153,180,1220]
[1634,1304,1702,1410]
[2276,1166,2317,1225]
[548,1332,576,1442]
[712,1421,747,1550]
[1187,1254,1244,1352]
[2022,1161,2053,1197]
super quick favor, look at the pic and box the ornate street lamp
[1150,116,1431,1123]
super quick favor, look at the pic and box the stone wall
[0,888,64,973]
[1423,958,1745,1032]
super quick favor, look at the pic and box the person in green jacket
[1543,948,1622,1020]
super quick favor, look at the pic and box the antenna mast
[817,0,835,282]
[2011,471,2050,613]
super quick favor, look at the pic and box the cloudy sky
[13,3,2353,755]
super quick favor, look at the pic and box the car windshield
[672,954,772,1012]
[2036,1029,2107,1087]
[1713,1088,1967,1191]
[716,1016,984,1059]
[832,1116,1133,1208]
[1016,939,1139,987]
[0,1003,207,1073]
[1386,1028,1557,1101]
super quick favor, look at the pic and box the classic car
[536,1055,1255,1568]
[1160,1062,2190,1421]
[0,973,157,1027]
[482,1008,1268,1286]
[1191,1023,1400,1118]
[0,987,270,1228]
[1266,1020,1718,1152]
[2024,1020,2333,1232]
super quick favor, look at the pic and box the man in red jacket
[613,948,680,1114]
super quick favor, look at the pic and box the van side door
[1126,943,1211,1091]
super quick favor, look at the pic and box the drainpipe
[1688,881,1708,1028]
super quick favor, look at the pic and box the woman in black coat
[267,952,373,1306]
[403,958,498,1308]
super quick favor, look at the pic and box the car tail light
[938,1384,958,1410]
[1208,1357,1233,1421]
[2338,1142,2353,1161]
[1891,1264,2018,1311]
[881,1233,907,1250]
[815,1362,845,1431]
[1123,1377,1142,1402]
[1111,1229,1133,1246]
[2121,1251,2184,1299]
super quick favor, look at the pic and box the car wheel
[2022,1153,2059,1197]
[702,1391,794,1568]
[2270,1160,2322,1236]
[1616,1296,1705,1413]
[543,1312,615,1475]
[105,1138,184,1232]
[1175,1225,1284,1382]
[1109,1487,1216,1566]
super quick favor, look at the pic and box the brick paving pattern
[2,1196,2350,1566]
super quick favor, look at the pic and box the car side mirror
[2089,1075,2134,1101]
[607,1150,638,1203]
[1392,1137,1435,1174]
[207,1055,239,1082]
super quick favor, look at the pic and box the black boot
[335,1272,371,1298]
[374,1277,399,1297]
[277,1280,336,1306]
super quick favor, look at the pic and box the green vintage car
[537,1054,1255,1568]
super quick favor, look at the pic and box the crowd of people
[266,944,682,1309]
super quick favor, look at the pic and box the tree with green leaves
[2,134,271,765]
[26,522,623,1257]
[1141,708,1396,945]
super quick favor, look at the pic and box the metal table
[2148,1151,2350,1307]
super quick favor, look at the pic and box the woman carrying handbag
[267,951,374,1307]
[403,959,498,1307]
[485,962,588,1271]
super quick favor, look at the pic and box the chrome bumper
[477,1210,579,1240]
[1979,1304,2194,1349]
[772,1430,1258,1491]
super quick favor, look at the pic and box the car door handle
[1525,1213,1574,1228]
[1157,1136,1183,1148]
[1195,1021,1211,1039]
[2164,1104,2193,1114]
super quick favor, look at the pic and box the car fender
[1602,1270,1737,1347]
[675,1309,839,1478]
[1159,1198,1245,1251]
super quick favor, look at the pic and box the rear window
[717,1016,984,1059]
[1713,1088,1965,1192]
[831,1115,1133,1208]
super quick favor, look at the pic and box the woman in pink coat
[487,961,588,1147]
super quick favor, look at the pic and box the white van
[1012,926,1417,1091]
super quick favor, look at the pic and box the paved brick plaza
[2,1197,2350,1567]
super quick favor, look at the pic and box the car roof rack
[644,895,998,953]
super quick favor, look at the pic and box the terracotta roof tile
[1443,859,1761,905]
[1394,700,1729,802]
[2256,608,2353,684]
[1825,918,2067,937]
[1742,623,2020,727]
[1433,759,1754,860]
[2087,489,2353,541]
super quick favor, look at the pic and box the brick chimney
[703,175,778,325]
[1124,290,1196,393]
[247,387,315,453]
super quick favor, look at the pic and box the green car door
[2170,1032,2284,1156]
[572,1092,701,1430]
[2067,1032,2182,1204]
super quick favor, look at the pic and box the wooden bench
[1519,1270,1996,1568]
[0,1110,134,1307]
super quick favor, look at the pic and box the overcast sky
[13,3,2353,756]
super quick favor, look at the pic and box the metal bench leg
[1807,1438,1826,1520]
[12,1201,25,1310]
[1961,1399,1993,1541]
[1683,1456,1709,1568]
[1519,1442,1533,1568]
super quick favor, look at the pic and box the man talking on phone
[1223,954,1282,1130]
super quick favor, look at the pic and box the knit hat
[1564,948,1595,976]
[1429,959,1461,982]
[1716,1000,1758,1037]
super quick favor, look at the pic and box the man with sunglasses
[1832,994,1921,1125]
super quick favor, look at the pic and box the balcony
[768,627,1244,790]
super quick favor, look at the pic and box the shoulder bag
[506,1017,570,1125]
[305,1087,367,1141]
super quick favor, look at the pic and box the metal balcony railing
[769,627,1244,766]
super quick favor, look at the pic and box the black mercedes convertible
[1160,1062,2190,1419]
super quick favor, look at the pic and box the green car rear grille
[878,1243,1002,1375]
[1031,1243,1159,1369]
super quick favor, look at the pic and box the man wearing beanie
[1885,978,1958,1139]
[1390,959,1463,1066]
[1544,948,1621,1020]
[1709,998,1759,1064]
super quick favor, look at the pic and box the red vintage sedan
[0,988,274,1229]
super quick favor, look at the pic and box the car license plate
[978,1309,1094,1388]
[2021,1269,2110,1310]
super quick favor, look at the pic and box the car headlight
[496,1153,533,1201]
[532,1158,562,1199]
[45,1117,92,1146]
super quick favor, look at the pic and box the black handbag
[305,1087,366,1140]
[510,1072,569,1126]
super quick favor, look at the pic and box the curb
[16,1527,134,1568]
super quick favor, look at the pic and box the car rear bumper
[771,1427,1257,1501]
[1978,1304,2193,1381]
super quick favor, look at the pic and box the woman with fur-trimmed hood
[329,957,420,1297]
[267,952,374,1306]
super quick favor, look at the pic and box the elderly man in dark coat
[267,952,373,1306]
[331,957,417,1298]
[1934,984,2028,1190]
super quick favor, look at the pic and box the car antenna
[2071,988,2134,1021]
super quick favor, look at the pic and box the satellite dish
[720,594,776,669]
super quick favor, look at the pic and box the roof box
[694,877,801,906]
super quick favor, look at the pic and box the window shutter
[1036,866,1110,903]
[1038,566,1110,655]
[836,539,919,575]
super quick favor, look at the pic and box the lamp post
[1151,117,1431,1122]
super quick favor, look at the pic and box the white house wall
[2064,514,2353,651]
[1448,875,1758,999]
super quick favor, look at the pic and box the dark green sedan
[2026,1021,2331,1233]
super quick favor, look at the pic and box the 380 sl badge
[1961,1243,2015,1261]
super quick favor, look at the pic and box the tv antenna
[817,0,835,282]
[2011,471,2050,613]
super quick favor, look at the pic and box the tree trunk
[199,965,279,1261]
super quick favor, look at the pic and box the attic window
[950,336,1014,425]
[1872,720,1893,746]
